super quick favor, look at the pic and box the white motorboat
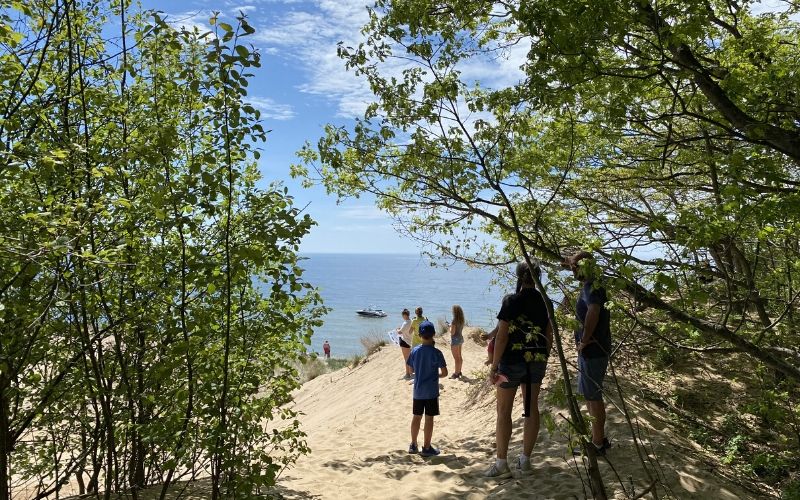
[356,307,388,318]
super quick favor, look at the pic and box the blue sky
[142,0,422,253]
[142,0,790,254]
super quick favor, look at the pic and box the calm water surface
[300,253,511,357]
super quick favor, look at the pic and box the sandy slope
[274,329,758,500]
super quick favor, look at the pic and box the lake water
[299,253,511,357]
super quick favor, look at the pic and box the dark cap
[418,320,436,338]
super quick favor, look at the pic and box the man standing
[322,340,331,359]
[569,251,612,455]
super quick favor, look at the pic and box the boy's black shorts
[412,398,439,416]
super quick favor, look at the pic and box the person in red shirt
[322,340,331,359]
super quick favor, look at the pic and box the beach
[273,328,757,499]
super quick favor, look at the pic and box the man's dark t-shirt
[497,287,550,364]
[575,280,612,358]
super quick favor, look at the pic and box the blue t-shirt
[407,344,446,400]
[575,280,612,358]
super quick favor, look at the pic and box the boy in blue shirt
[407,320,448,457]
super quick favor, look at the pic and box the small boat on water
[356,307,388,318]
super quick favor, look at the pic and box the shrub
[751,452,788,480]
[469,327,489,346]
[654,346,677,368]
[360,334,387,356]
[326,358,351,371]
[300,357,329,382]
[782,478,800,500]
[464,367,493,405]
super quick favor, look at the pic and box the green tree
[0,1,323,498]
[298,0,800,496]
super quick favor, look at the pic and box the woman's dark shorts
[399,338,411,348]
[498,359,547,389]
[577,355,608,401]
[413,398,440,416]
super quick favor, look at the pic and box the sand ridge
[275,329,757,499]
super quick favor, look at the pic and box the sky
[141,0,792,254]
[136,0,418,253]
[139,0,537,254]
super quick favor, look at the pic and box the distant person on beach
[567,251,612,455]
[449,305,465,378]
[407,320,448,457]
[397,309,413,379]
[410,306,427,347]
[322,340,331,359]
[485,261,553,479]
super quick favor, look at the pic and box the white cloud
[165,10,215,37]
[247,96,296,120]
[337,205,387,220]
[252,2,375,117]
[251,2,529,119]
[751,0,788,14]
[750,0,800,19]
[330,223,394,232]
[230,5,257,14]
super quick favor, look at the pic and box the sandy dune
[274,329,759,499]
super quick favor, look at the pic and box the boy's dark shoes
[420,446,440,457]
[408,443,419,454]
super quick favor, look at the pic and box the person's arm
[491,320,510,371]
[481,324,498,340]
[545,320,554,355]
[578,304,600,351]
[449,322,455,336]
[439,365,448,378]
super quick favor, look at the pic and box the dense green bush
[0,2,323,498]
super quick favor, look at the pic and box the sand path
[275,330,756,499]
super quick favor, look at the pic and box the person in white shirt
[397,309,414,379]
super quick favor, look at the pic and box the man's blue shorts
[577,355,609,401]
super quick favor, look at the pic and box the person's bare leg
[588,400,606,446]
[402,346,411,375]
[522,384,542,456]
[453,344,463,375]
[495,386,516,459]
[411,414,422,446]
[423,415,435,448]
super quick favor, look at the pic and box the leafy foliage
[298,0,800,495]
[0,1,323,497]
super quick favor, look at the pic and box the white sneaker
[515,456,532,474]
[484,462,512,479]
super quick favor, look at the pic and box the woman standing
[449,305,465,378]
[484,261,552,478]
[397,309,413,379]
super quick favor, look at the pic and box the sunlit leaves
[0,2,322,497]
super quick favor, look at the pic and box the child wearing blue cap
[406,320,447,457]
